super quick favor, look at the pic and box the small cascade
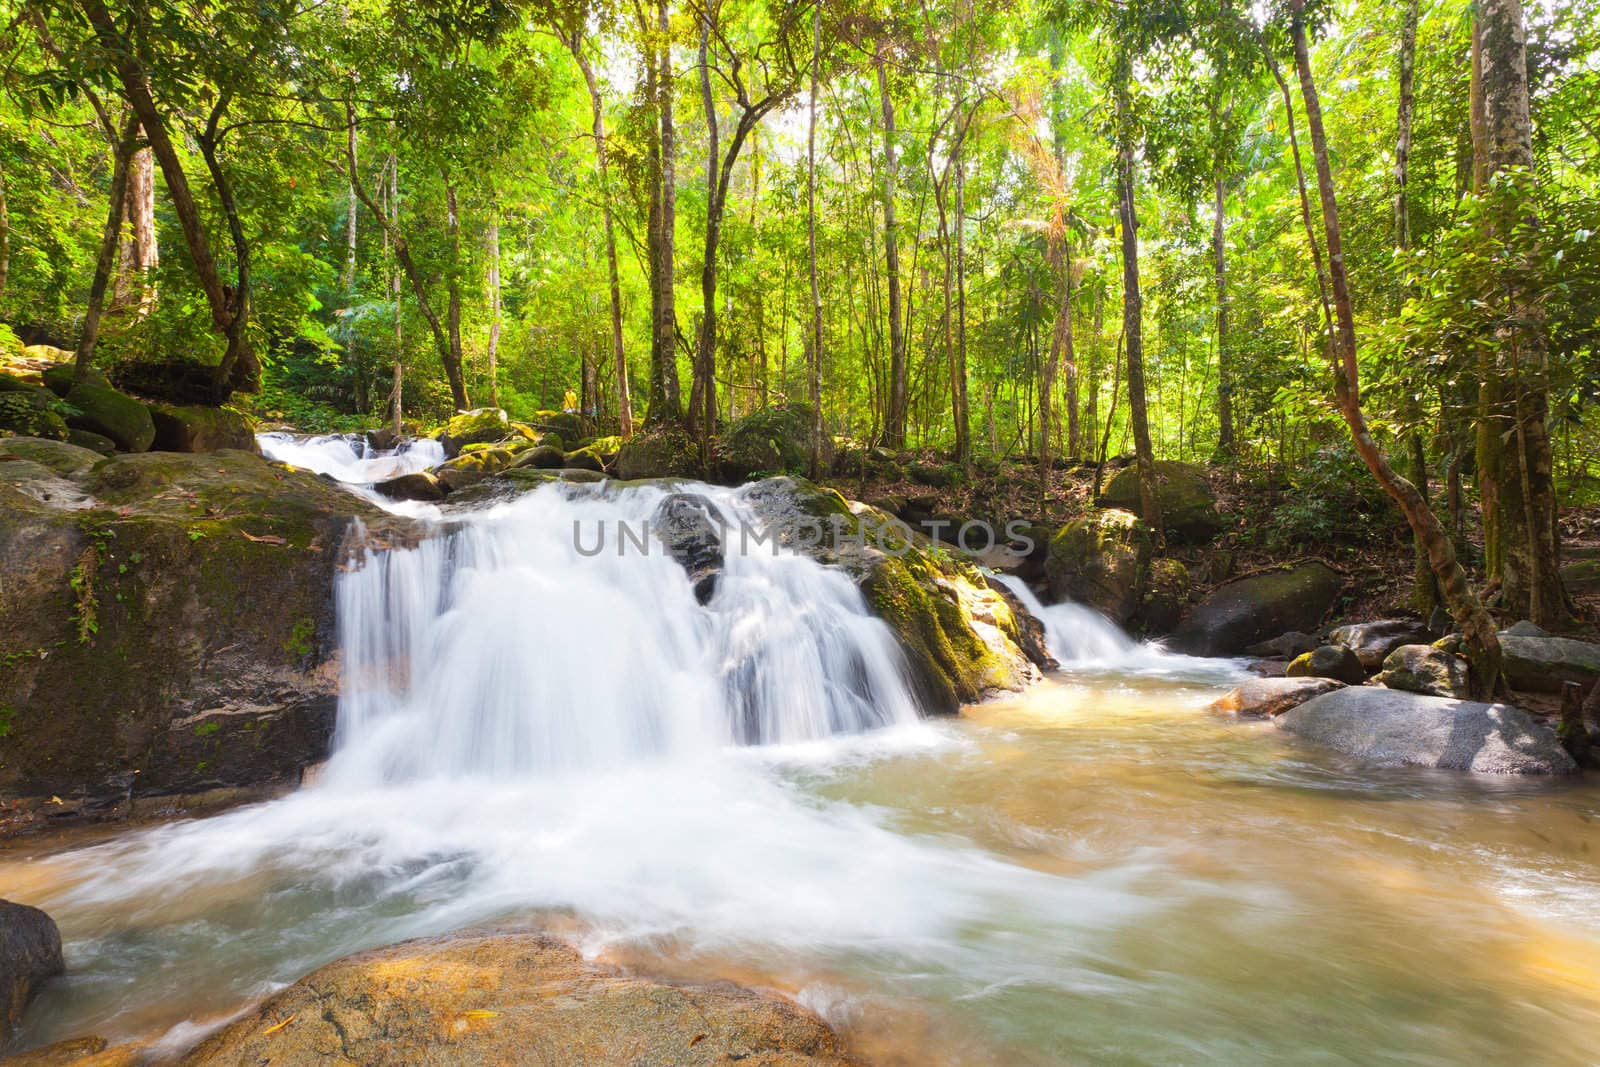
[326,481,921,785]
[996,575,1149,662]
[257,431,444,484]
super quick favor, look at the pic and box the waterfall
[994,574,1150,662]
[326,481,921,785]
[258,431,444,484]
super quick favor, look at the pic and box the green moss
[0,705,15,739]
[283,617,316,658]
[193,720,222,737]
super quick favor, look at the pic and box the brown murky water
[5,665,1600,1065]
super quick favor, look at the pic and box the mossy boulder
[0,390,69,441]
[512,444,567,470]
[66,429,116,455]
[741,476,1043,714]
[1044,508,1151,624]
[717,403,833,483]
[434,446,522,493]
[62,382,155,452]
[524,409,585,446]
[178,933,855,1066]
[1559,558,1600,596]
[907,461,962,488]
[41,364,110,397]
[374,471,446,503]
[615,424,700,480]
[1097,459,1221,543]
[1375,644,1470,699]
[1286,644,1366,685]
[1136,557,1191,634]
[562,446,607,473]
[0,436,103,478]
[1168,560,1343,656]
[1497,633,1600,693]
[437,407,510,457]
[148,402,258,454]
[0,449,421,828]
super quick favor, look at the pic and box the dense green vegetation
[2,0,1597,655]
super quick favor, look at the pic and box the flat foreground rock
[1276,688,1577,776]
[1208,676,1344,718]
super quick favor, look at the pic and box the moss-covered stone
[716,403,833,483]
[512,444,567,470]
[1168,560,1343,656]
[63,382,155,452]
[41,363,110,397]
[1136,557,1191,634]
[438,407,510,457]
[1098,459,1221,543]
[67,428,116,455]
[907,461,963,488]
[563,446,606,473]
[1044,508,1151,624]
[0,436,104,477]
[0,450,422,823]
[615,424,700,480]
[0,390,68,441]
[148,402,258,453]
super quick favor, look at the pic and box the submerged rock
[1043,508,1150,625]
[0,899,63,1029]
[1208,676,1343,718]
[1286,644,1366,685]
[1376,644,1471,699]
[653,492,724,604]
[1096,459,1221,543]
[0,446,421,824]
[179,933,856,1066]
[1168,561,1342,657]
[1275,688,1577,775]
[1327,618,1433,670]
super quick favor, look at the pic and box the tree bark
[952,120,971,464]
[77,114,139,378]
[343,111,359,291]
[647,0,683,425]
[443,183,469,410]
[1114,67,1164,545]
[486,212,501,408]
[1288,3,1502,696]
[113,137,157,315]
[806,0,823,477]
[876,56,908,449]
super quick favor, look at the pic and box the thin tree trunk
[0,162,8,299]
[876,56,908,449]
[443,183,469,410]
[1213,164,1234,458]
[388,154,404,437]
[77,114,138,378]
[1114,69,1164,545]
[343,111,359,290]
[113,138,157,315]
[486,212,501,408]
[650,0,682,424]
[952,121,970,464]
[1288,2,1502,695]
[807,0,823,477]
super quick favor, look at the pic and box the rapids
[4,433,1599,1064]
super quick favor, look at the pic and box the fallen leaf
[261,1015,296,1035]
[240,531,289,545]
[458,1010,500,1020]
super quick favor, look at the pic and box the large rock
[437,408,510,458]
[179,933,856,1066]
[1276,688,1577,775]
[1286,644,1366,684]
[1043,508,1150,625]
[374,471,446,503]
[1208,676,1344,718]
[147,402,258,453]
[741,477,1042,714]
[1245,631,1319,658]
[0,900,63,1028]
[1097,460,1221,543]
[615,424,700,481]
[62,382,154,453]
[1327,618,1433,670]
[1168,561,1343,657]
[1375,644,1471,699]
[1498,634,1600,693]
[717,403,833,483]
[0,449,419,826]
[1559,559,1600,596]
[0,388,69,442]
[653,492,724,604]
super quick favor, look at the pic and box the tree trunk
[1478,0,1566,626]
[1288,2,1502,696]
[113,136,157,315]
[0,162,8,299]
[443,183,469,410]
[486,212,501,408]
[807,0,823,477]
[1114,70,1164,544]
[876,56,908,449]
[648,0,683,425]
[569,34,632,438]
[952,124,970,464]
[388,154,404,438]
[77,114,138,378]
[343,112,358,291]
[1213,171,1234,459]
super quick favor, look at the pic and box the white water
[257,430,444,484]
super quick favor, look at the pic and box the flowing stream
[4,435,1600,1064]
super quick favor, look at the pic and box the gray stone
[1287,644,1366,684]
[1499,634,1600,693]
[1375,644,1471,699]
[1245,631,1319,658]
[374,471,446,503]
[652,492,724,605]
[1276,687,1577,776]
[1327,618,1433,669]
[0,899,63,1028]
[1208,676,1344,717]
[1168,561,1342,657]
[1503,620,1551,638]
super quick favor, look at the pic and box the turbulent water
[256,430,444,484]
[4,434,1600,1063]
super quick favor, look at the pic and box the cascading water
[257,430,444,484]
[329,481,920,784]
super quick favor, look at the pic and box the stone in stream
[1375,644,1471,699]
[1275,688,1577,775]
[1326,618,1433,670]
[178,933,858,1066]
[652,492,724,605]
[1286,644,1366,685]
[374,470,446,503]
[1167,561,1342,657]
[1245,631,1319,659]
[1208,676,1344,718]
[0,899,63,1029]
[1043,508,1151,625]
